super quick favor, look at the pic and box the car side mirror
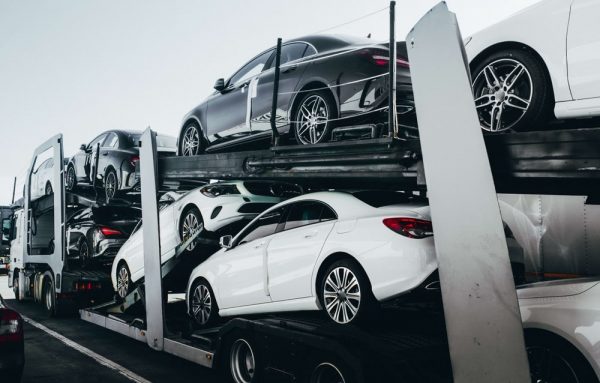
[219,235,233,249]
[214,78,226,92]
[80,144,87,151]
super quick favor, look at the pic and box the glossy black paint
[0,294,24,380]
[179,35,414,153]
[67,130,175,194]
[66,206,141,266]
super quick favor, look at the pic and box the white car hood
[518,278,600,299]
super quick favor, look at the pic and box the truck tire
[43,277,56,317]
[308,359,355,383]
[221,333,263,383]
[13,273,21,302]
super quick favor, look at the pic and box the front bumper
[94,238,127,264]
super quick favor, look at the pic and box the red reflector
[131,155,140,164]
[371,55,410,68]
[383,217,433,239]
[0,308,23,343]
[100,226,122,236]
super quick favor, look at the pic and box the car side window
[89,134,107,149]
[279,43,307,66]
[229,49,274,86]
[236,207,285,246]
[303,44,317,57]
[103,133,119,148]
[283,201,337,231]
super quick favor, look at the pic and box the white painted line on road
[22,315,151,383]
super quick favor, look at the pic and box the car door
[251,43,314,135]
[216,207,286,309]
[567,0,600,100]
[98,132,119,177]
[206,49,274,145]
[266,201,336,302]
[84,133,108,182]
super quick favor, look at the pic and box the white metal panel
[407,3,529,382]
[139,128,165,351]
[584,202,600,275]
[567,0,600,100]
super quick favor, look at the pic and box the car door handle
[304,231,318,239]
[282,64,297,73]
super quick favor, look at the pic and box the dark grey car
[65,130,176,200]
[178,34,414,155]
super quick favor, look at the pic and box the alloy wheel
[105,171,117,201]
[191,284,212,325]
[182,212,202,251]
[323,267,361,324]
[296,95,330,145]
[182,125,201,156]
[117,265,130,299]
[473,58,533,132]
[528,346,581,383]
[230,339,256,383]
[66,166,76,190]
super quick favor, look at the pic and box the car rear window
[92,206,142,223]
[350,191,424,208]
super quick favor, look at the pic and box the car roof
[288,34,375,52]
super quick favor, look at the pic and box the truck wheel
[13,274,21,302]
[222,335,262,383]
[309,361,353,383]
[189,278,219,327]
[43,277,56,317]
[319,259,376,325]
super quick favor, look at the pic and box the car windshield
[350,190,425,208]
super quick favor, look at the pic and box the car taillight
[383,218,433,239]
[73,281,102,292]
[370,55,410,68]
[99,226,122,237]
[0,308,23,343]
[130,155,140,167]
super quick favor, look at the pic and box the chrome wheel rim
[310,363,346,383]
[191,284,212,325]
[182,125,201,156]
[66,166,75,190]
[323,267,361,324]
[45,284,53,311]
[528,346,580,383]
[105,172,116,200]
[473,58,533,132]
[296,95,329,145]
[117,266,129,299]
[182,212,202,251]
[230,339,256,383]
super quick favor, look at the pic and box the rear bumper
[0,342,25,372]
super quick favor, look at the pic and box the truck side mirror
[219,235,233,249]
[214,78,226,92]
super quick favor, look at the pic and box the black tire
[179,206,203,254]
[43,277,56,317]
[293,90,337,145]
[307,358,355,383]
[66,163,77,191]
[116,262,133,300]
[79,238,90,268]
[319,259,376,325]
[221,332,262,383]
[179,121,204,156]
[13,273,21,302]
[189,278,219,328]
[104,168,118,202]
[471,48,552,133]
[45,181,53,195]
[526,331,599,383]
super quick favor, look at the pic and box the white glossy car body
[187,191,523,319]
[519,278,600,379]
[111,181,288,291]
[465,0,600,119]
[30,158,54,200]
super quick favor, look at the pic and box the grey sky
[0,0,539,204]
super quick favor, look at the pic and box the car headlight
[200,184,241,198]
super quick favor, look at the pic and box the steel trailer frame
[74,3,600,382]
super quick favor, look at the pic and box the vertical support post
[139,128,165,351]
[11,176,16,204]
[92,142,100,202]
[270,37,282,147]
[406,4,530,382]
[388,1,397,138]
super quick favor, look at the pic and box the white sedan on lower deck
[186,191,524,327]
[111,180,300,299]
[519,278,600,382]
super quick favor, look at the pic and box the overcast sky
[0,0,539,204]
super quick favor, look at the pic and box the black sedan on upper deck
[65,130,176,201]
[178,34,414,155]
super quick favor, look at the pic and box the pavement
[0,275,220,383]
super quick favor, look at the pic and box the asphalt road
[1,275,220,383]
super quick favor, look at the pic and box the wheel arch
[104,164,119,189]
[178,116,208,156]
[289,80,339,124]
[186,275,214,316]
[469,41,555,104]
[177,203,204,240]
[313,252,372,301]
